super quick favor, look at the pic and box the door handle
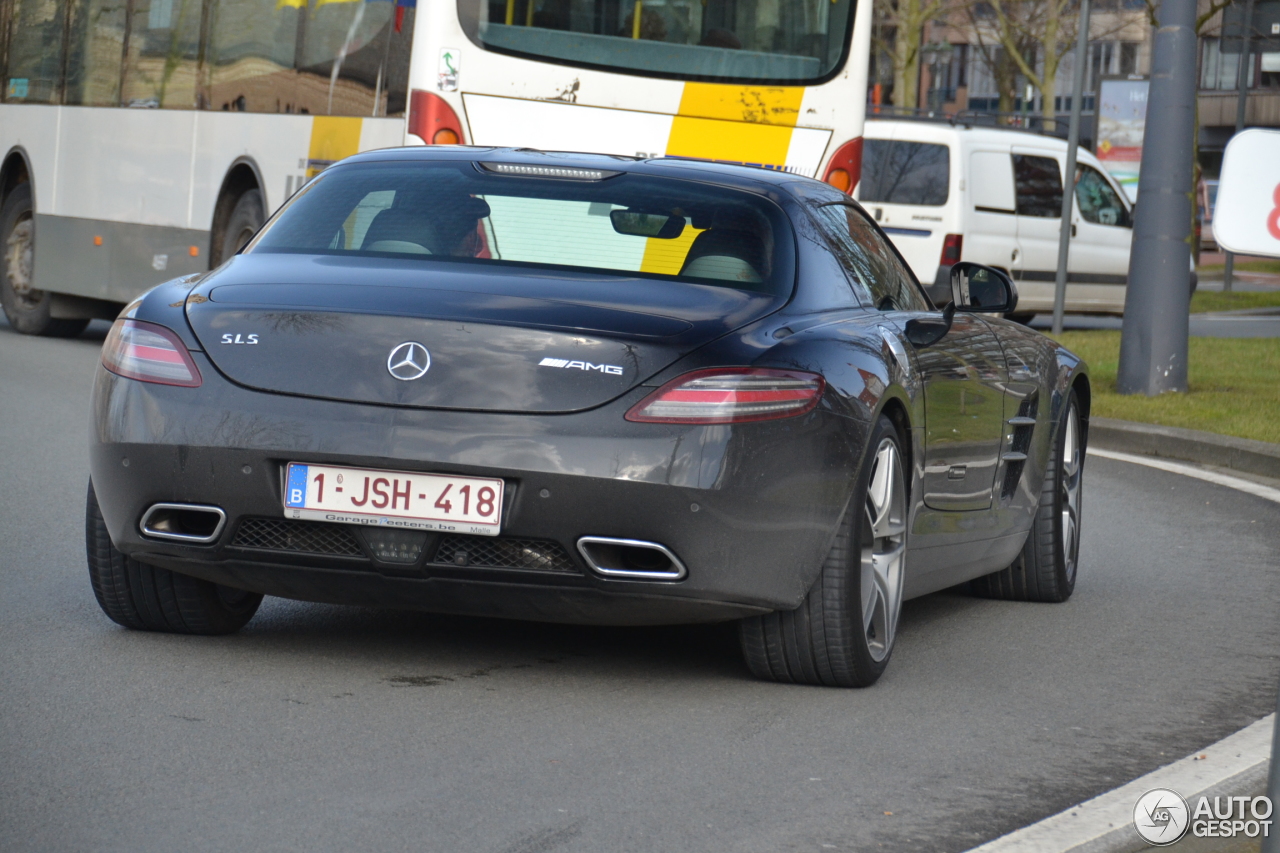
[1011,248,1019,261]
[1071,223,1078,238]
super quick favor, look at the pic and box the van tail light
[625,368,825,424]
[101,319,202,387]
[822,138,864,196]
[408,90,465,145]
[940,233,963,265]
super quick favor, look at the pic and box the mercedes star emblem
[387,341,431,381]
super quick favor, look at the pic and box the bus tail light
[409,90,465,145]
[822,138,863,196]
[940,233,963,264]
[101,319,202,387]
[625,368,825,424]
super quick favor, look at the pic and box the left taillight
[625,368,825,425]
[101,319,202,387]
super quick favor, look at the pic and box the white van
[858,119,1166,318]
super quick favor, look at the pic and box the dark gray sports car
[87,148,1088,687]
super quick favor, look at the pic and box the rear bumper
[89,355,858,624]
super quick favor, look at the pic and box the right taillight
[101,319,202,387]
[625,368,825,424]
[940,233,963,264]
[822,138,863,196]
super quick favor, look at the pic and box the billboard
[1095,78,1148,203]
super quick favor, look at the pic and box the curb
[1088,417,1280,481]
[964,715,1274,853]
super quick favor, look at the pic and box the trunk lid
[185,254,782,413]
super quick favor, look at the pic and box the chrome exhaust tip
[576,537,687,581]
[139,503,227,544]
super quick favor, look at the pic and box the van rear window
[859,141,950,206]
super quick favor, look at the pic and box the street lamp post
[1116,0,1197,395]
[1051,0,1093,336]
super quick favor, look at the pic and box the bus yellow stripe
[307,116,363,177]
[666,115,793,169]
[665,83,803,171]
[676,83,804,126]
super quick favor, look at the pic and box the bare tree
[964,2,1040,116]
[876,0,949,108]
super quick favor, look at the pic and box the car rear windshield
[456,0,854,84]
[858,140,950,206]
[249,161,792,296]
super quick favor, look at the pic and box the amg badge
[539,357,624,376]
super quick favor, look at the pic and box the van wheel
[0,184,88,337]
[1004,312,1036,326]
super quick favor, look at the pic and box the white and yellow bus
[1,0,872,335]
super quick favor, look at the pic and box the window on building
[1201,37,1256,90]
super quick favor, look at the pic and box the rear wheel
[740,415,907,687]
[1004,312,1036,326]
[971,390,1084,602]
[0,184,88,337]
[85,483,261,634]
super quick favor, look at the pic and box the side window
[5,0,69,103]
[859,140,951,206]
[811,203,929,312]
[1075,165,1131,228]
[1013,154,1063,218]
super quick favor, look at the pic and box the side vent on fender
[1001,393,1039,499]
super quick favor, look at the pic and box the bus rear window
[858,141,951,207]
[457,0,854,84]
[251,162,792,296]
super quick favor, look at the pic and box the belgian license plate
[283,463,504,537]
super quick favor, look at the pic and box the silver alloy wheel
[1060,404,1082,584]
[4,214,38,307]
[861,438,907,662]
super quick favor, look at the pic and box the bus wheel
[0,184,88,337]
[219,189,264,263]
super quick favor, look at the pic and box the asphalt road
[2,318,1279,853]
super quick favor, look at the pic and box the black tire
[0,184,89,337]
[971,389,1084,603]
[85,482,262,634]
[1004,312,1036,326]
[740,414,908,687]
[218,189,264,264]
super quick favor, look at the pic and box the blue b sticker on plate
[285,464,309,507]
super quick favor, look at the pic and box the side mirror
[904,303,955,348]
[950,262,1018,313]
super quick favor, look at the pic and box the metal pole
[1116,0,1196,395]
[1264,675,1280,853]
[1223,0,1255,294]
[1052,0,1092,336]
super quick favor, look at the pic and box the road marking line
[1088,447,1280,504]
[965,714,1275,853]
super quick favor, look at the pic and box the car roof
[865,118,1072,150]
[342,145,821,197]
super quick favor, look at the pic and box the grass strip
[1190,290,1280,314]
[1197,259,1280,275]
[1051,331,1280,444]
